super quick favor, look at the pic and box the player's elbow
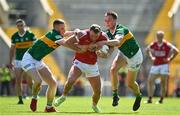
[174,49,179,56]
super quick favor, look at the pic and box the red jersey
[149,41,173,65]
[74,30,108,64]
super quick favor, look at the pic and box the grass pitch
[0,96,180,116]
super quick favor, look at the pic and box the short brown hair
[90,24,101,34]
[53,19,65,27]
[105,11,118,20]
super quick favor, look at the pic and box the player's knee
[34,81,42,88]
[127,81,134,89]
[148,77,153,84]
[53,80,57,88]
[49,78,57,88]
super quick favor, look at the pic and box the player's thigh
[111,53,126,72]
[87,75,101,93]
[67,65,82,83]
[38,66,56,85]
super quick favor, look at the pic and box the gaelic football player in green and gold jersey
[21,19,71,112]
[103,11,143,111]
[8,19,36,104]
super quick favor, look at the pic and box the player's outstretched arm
[64,28,81,37]
[102,39,120,47]
[55,35,86,53]
[98,34,123,47]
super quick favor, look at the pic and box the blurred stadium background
[0,0,180,97]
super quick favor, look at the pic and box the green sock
[47,101,52,106]
[112,89,118,97]
[136,93,142,98]
[18,96,22,101]
[32,95,38,100]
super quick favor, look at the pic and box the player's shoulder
[47,29,63,39]
[116,24,130,35]
[26,30,34,34]
[163,40,170,45]
[26,30,35,37]
[164,40,174,48]
[77,29,88,39]
[11,31,18,38]
[148,41,156,48]
[117,24,129,30]
[151,41,157,45]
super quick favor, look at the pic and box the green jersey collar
[18,30,27,37]
[108,24,119,35]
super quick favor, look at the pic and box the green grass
[0,96,180,116]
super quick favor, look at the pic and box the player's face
[90,31,100,41]
[104,15,116,29]
[16,22,25,31]
[156,33,164,43]
[58,24,66,36]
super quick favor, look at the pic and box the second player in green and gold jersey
[21,19,72,112]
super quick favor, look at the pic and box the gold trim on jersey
[15,41,33,48]
[118,31,134,47]
[41,36,59,49]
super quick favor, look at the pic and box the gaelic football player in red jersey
[145,31,179,104]
[54,24,110,113]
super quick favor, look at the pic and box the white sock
[46,105,52,109]
[32,96,38,100]
[61,95,66,98]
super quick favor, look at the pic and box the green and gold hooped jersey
[28,29,63,61]
[106,24,140,58]
[11,30,36,60]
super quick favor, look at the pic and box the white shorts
[21,52,46,72]
[150,64,169,75]
[73,59,100,78]
[120,49,143,71]
[14,60,22,68]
